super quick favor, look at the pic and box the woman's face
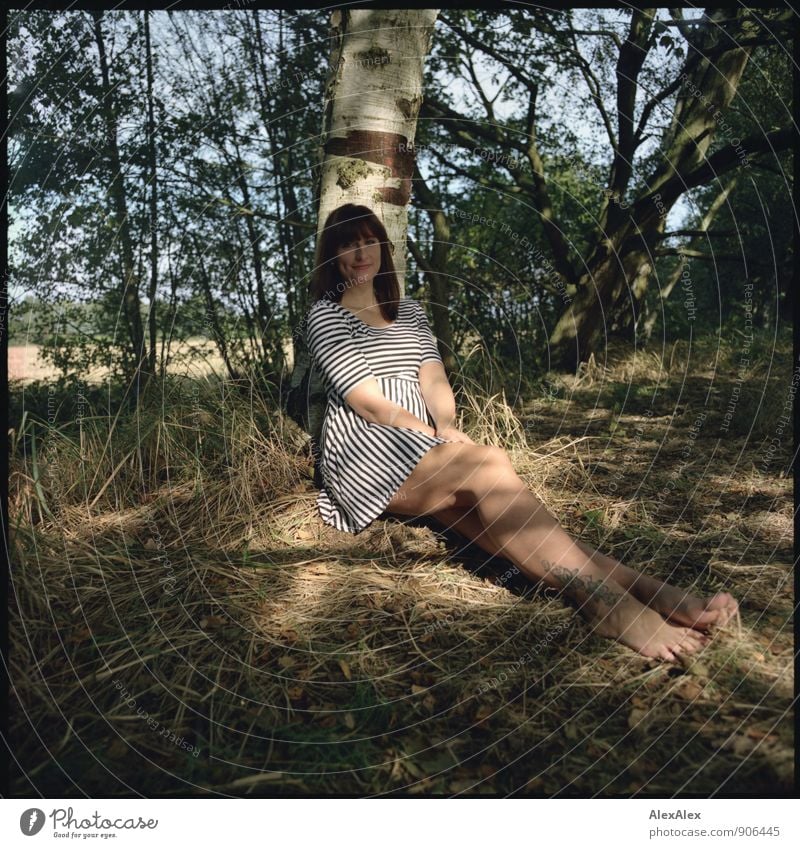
[334,231,382,287]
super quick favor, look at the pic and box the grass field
[8,329,794,796]
[7,338,297,383]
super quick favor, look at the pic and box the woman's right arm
[347,381,437,436]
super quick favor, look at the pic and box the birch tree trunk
[315,8,440,290]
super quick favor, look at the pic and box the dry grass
[8,329,794,796]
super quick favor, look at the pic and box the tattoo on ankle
[540,559,624,607]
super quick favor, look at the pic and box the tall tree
[315,8,440,288]
[143,9,159,383]
[547,7,786,366]
[421,7,793,369]
[92,11,147,388]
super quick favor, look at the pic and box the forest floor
[8,328,794,797]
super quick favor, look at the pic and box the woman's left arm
[415,299,472,441]
[419,360,456,432]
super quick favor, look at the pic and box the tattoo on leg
[540,559,624,607]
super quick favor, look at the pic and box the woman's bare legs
[387,443,709,661]
[433,505,738,630]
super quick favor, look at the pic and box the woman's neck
[340,288,379,312]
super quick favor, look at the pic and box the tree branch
[571,29,622,49]
[658,228,737,239]
[613,8,655,187]
[681,126,792,191]
[654,247,741,260]
[636,126,791,212]
[424,145,519,195]
[407,235,434,274]
[463,49,496,123]
[567,18,617,151]
[422,96,523,154]
[439,14,538,92]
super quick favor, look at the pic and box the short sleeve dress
[305,296,452,534]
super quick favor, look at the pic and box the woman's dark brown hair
[310,203,401,321]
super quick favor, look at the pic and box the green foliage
[9,8,324,383]
[8,8,792,388]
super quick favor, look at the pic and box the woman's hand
[435,425,475,444]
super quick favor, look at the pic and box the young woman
[305,203,738,662]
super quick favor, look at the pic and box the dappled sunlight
[9,361,794,794]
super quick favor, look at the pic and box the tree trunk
[409,163,455,372]
[640,173,739,340]
[191,234,240,382]
[232,141,284,375]
[315,8,440,290]
[260,11,306,323]
[144,10,159,384]
[548,7,754,370]
[92,11,147,391]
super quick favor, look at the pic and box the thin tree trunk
[231,140,284,374]
[252,10,306,323]
[160,238,179,376]
[92,11,146,391]
[641,173,740,340]
[144,9,159,382]
[409,163,455,372]
[191,234,239,382]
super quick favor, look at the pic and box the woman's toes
[707,592,739,625]
[698,606,721,624]
[680,628,707,651]
[680,637,700,654]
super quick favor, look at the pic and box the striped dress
[305,296,452,534]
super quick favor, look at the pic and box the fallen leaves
[674,678,705,701]
[286,685,305,702]
[473,704,493,724]
[628,706,650,730]
[280,628,300,644]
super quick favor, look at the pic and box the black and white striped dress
[305,296,453,534]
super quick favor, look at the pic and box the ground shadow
[380,509,542,599]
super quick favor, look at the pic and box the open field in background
[8,338,297,383]
[8,329,794,796]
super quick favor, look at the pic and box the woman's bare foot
[539,558,711,661]
[585,590,710,662]
[572,542,739,632]
[638,584,739,631]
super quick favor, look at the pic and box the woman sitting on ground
[304,202,738,662]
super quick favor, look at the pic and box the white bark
[316,9,439,289]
